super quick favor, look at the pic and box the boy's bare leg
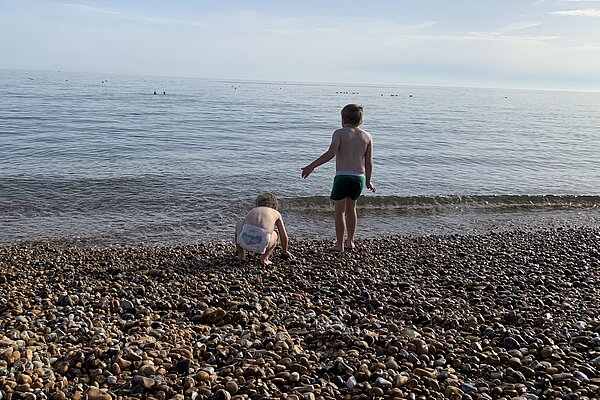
[260,230,278,266]
[234,220,246,261]
[345,199,358,250]
[331,199,347,252]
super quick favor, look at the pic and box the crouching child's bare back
[234,193,295,266]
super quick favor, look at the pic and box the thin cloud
[398,21,439,31]
[61,2,204,27]
[383,31,558,44]
[498,21,543,32]
[122,15,204,27]
[62,3,120,16]
[253,16,438,41]
[467,32,558,41]
[564,43,600,50]
[551,8,600,16]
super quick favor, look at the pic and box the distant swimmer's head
[255,192,278,210]
[341,103,364,127]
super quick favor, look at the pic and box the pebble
[225,380,238,394]
[346,376,357,391]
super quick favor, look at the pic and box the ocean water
[1,69,599,245]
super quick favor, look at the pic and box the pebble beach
[1,227,600,400]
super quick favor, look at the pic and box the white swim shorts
[237,224,271,254]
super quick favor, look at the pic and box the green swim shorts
[330,175,366,201]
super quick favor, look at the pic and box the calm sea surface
[1,69,599,245]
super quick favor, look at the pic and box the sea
[1,69,599,246]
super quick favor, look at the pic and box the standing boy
[301,104,376,252]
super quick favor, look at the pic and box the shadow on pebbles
[1,227,600,400]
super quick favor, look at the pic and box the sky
[1,0,599,91]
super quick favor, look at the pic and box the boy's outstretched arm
[365,140,376,192]
[276,218,295,259]
[301,132,340,179]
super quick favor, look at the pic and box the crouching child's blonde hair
[255,192,278,210]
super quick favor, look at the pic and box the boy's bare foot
[345,239,355,251]
[261,258,273,266]
[328,243,344,253]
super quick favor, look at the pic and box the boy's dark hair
[341,104,364,126]
[256,192,278,210]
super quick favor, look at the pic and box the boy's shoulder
[335,126,372,138]
[334,126,355,134]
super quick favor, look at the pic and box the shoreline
[1,227,599,399]
[2,205,600,247]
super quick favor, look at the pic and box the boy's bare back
[332,126,373,174]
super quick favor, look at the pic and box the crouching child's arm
[276,217,295,259]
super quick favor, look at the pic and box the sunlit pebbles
[0,228,599,399]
